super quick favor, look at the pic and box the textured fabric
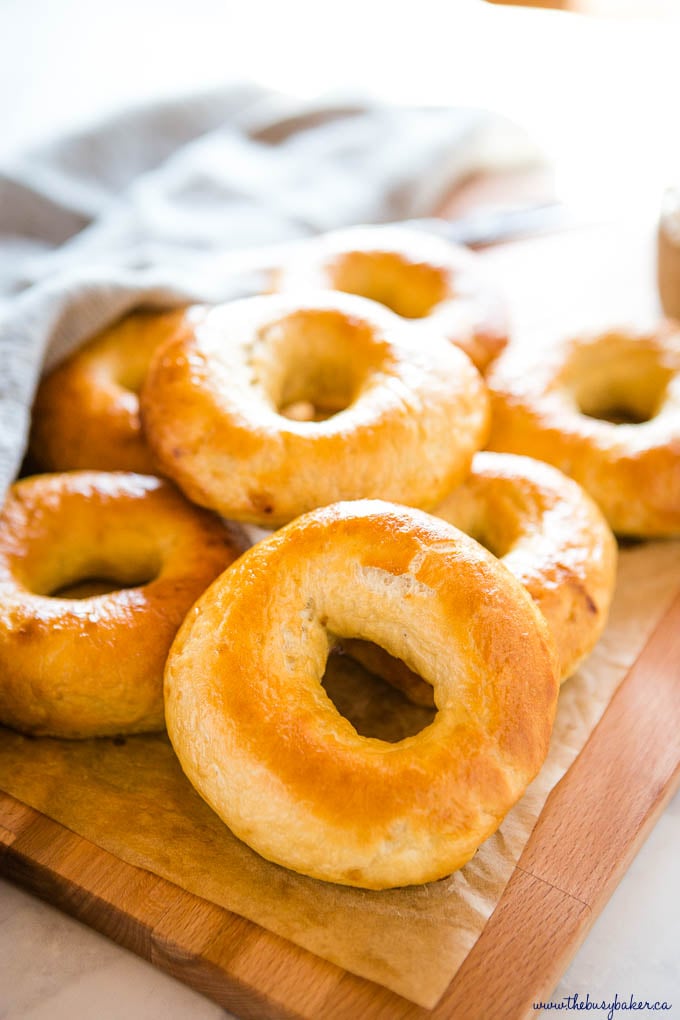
[0,84,528,497]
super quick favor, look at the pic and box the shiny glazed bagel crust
[433,452,617,680]
[344,453,617,702]
[165,501,558,890]
[0,472,245,738]
[487,325,680,536]
[29,309,191,473]
[140,293,490,527]
[272,225,509,372]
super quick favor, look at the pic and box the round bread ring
[486,325,680,536]
[165,500,558,889]
[272,226,509,372]
[29,309,191,473]
[0,472,245,738]
[344,452,617,703]
[140,293,490,527]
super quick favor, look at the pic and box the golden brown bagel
[29,309,190,473]
[345,452,617,702]
[140,293,490,527]
[0,472,244,738]
[272,225,508,372]
[486,325,680,536]
[165,500,558,889]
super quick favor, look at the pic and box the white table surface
[0,1,678,1016]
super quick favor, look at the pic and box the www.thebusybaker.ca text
[533,992,672,1020]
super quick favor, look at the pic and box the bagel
[0,472,244,738]
[140,293,490,527]
[486,325,680,536]
[272,225,508,372]
[29,309,190,473]
[165,500,558,889]
[344,452,617,703]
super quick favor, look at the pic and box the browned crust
[486,325,680,536]
[272,225,510,373]
[29,309,193,474]
[345,453,617,695]
[0,471,245,738]
[165,501,558,889]
[140,293,490,527]
[434,452,618,680]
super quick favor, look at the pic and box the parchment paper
[0,540,678,1009]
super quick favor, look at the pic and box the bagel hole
[258,310,376,423]
[578,401,653,425]
[40,552,162,600]
[568,340,673,424]
[113,350,155,395]
[322,641,436,742]
[279,398,349,423]
[327,251,449,319]
[50,572,157,599]
[435,499,514,560]
[116,369,147,395]
[111,310,184,394]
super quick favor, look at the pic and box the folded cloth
[0,84,532,498]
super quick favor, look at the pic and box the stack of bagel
[4,222,678,890]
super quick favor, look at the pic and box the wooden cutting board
[1,220,678,1020]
